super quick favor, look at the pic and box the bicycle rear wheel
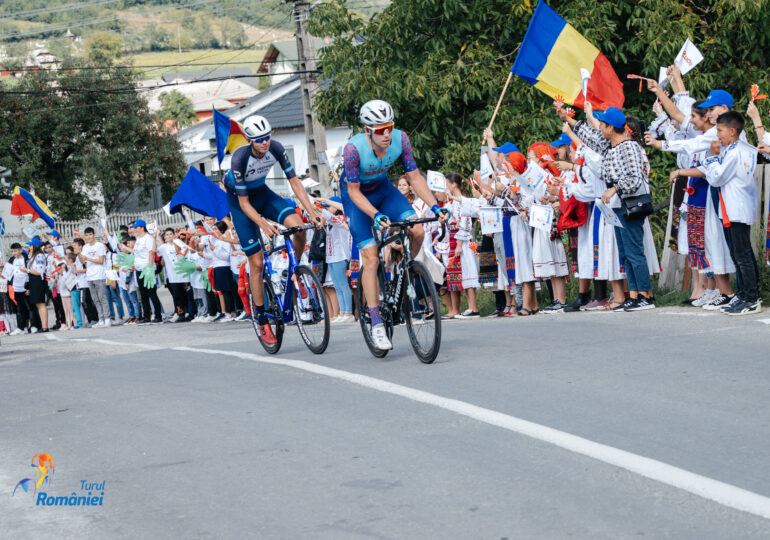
[292,265,330,354]
[251,276,284,354]
[403,260,441,363]
[356,262,393,358]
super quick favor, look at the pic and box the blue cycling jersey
[226,140,296,196]
[341,129,418,190]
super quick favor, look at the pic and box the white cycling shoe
[371,324,392,350]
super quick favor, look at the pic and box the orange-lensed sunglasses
[369,123,394,136]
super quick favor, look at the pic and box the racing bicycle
[356,217,444,363]
[250,223,330,354]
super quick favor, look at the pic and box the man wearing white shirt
[124,219,163,324]
[80,227,110,327]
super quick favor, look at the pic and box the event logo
[12,453,55,496]
[11,454,105,507]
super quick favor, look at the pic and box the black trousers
[81,287,99,322]
[726,223,760,302]
[205,289,219,317]
[138,279,162,320]
[168,282,189,316]
[16,292,33,330]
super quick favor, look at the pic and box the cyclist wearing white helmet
[225,114,324,345]
[341,99,450,350]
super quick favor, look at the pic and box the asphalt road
[2,304,770,539]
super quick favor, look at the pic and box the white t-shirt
[11,256,29,290]
[187,252,204,289]
[133,234,155,270]
[211,238,231,268]
[158,243,189,284]
[83,242,107,281]
[322,210,351,264]
[29,253,47,275]
[75,259,89,289]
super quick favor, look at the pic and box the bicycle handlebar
[280,222,319,237]
[376,216,447,247]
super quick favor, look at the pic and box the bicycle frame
[259,227,315,324]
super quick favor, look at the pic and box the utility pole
[285,0,331,196]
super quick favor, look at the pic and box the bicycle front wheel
[356,262,392,358]
[403,260,441,363]
[292,265,330,354]
[251,277,284,355]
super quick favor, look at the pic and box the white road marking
[756,318,770,325]
[46,334,770,521]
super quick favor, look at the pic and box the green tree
[157,90,198,130]
[0,61,186,219]
[85,32,124,66]
[142,23,171,51]
[310,0,770,245]
[220,19,247,49]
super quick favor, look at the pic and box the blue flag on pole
[169,167,229,219]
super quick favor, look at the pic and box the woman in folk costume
[482,130,525,316]
[526,142,569,313]
[444,172,481,318]
[552,133,594,311]
[559,120,627,310]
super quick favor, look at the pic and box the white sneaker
[691,289,717,307]
[218,315,235,323]
[30,327,39,334]
[104,319,112,328]
[94,320,105,328]
[169,313,179,323]
[339,315,353,323]
[370,324,392,350]
[234,312,249,321]
[9,328,23,336]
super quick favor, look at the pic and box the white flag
[674,38,703,76]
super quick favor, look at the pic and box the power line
[0,0,220,41]
[0,0,124,20]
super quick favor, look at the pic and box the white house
[257,39,329,87]
[176,75,351,196]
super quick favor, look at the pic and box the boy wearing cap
[702,111,762,315]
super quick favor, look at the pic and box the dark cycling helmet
[243,115,272,140]
[359,100,394,127]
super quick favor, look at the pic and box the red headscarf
[527,142,561,177]
[507,151,528,175]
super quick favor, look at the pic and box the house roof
[257,38,329,74]
[146,78,257,113]
[161,67,261,89]
[177,75,303,141]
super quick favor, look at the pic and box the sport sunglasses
[369,123,394,136]
[249,134,271,144]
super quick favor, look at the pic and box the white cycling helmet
[359,99,394,127]
[243,115,272,140]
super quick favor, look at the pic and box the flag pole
[485,72,513,139]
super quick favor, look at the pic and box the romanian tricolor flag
[10,186,55,228]
[511,1,624,111]
[213,109,248,165]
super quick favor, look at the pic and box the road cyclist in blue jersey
[225,114,325,346]
[340,100,451,351]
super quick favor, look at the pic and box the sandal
[600,301,624,311]
[518,308,538,316]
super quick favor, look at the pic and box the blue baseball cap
[492,142,521,155]
[26,237,42,247]
[550,133,572,147]
[46,230,61,238]
[697,89,733,109]
[131,219,146,228]
[329,196,342,204]
[594,107,627,129]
